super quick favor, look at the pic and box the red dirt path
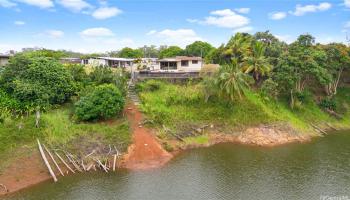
[122,102,172,170]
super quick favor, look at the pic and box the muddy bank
[0,122,314,197]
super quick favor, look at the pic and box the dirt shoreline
[0,104,325,197]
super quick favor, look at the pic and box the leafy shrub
[89,66,115,85]
[136,80,162,92]
[75,84,125,121]
[320,98,337,110]
[261,78,279,99]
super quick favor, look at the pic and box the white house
[0,55,11,67]
[157,56,203,72]
[83,57,134,68]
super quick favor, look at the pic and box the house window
[181,60,189,66]
[192,60,198,64]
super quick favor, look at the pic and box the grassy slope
[0,104,131,171]
[137,81,350,138]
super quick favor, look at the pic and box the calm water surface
[4,130,350,200]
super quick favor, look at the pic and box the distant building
[157,56,203,71]
[59,57,82,64]
[84,57,134,68]
[0,55,11,67]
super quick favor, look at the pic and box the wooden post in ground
[37,139,58,182]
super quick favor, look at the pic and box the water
[4,130,350,200]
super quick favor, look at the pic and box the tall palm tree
[215,59,251,100]
[243,41,272,82]
[223,33,252,63]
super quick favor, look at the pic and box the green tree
[159,46,184,58]
[254,31,286,66]
[243,41,272,82]
[75,84,125,121]
[322,43,350,96]
[89,66,116,85]
[0,55,75,110]
[223,33,253,63]
[273,34,330,107]
[215,59,252,100]
[118,47,143,58]
[185,41,214,57]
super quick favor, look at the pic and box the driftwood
[163,125,184,141]
[65,153,82,172]
[310,123,327,135]
[86,163,93,171]
[325,108,342,119]
[43,144,64,177]
[0,184,8,193]
[95,159,108,173]
[81,160,86,171]
[37,139,57,182]
[54,152,75,174]
[113,154,117,171]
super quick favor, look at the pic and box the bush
[75,84,125,121]
[320,98,337,110]
[261,79,279,99]
[136,80,162,92]
[89,66,115,85]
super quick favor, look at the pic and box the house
[84,57,134,68]
[157,56,203,71]
[137,58,159,70]
[0,55,11,67]
[59,57,82,64]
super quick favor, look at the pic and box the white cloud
[80,27,114,38]
[14,20,25,25]
[186,18,199,23]
[345,0,350,8]
[233,26,253,33]
[92,6,122,19]
[147,29,204,47]
[0,0,16,7]
[45,30,64,38]
[57,0,91,12]
[197,9,250,29]
[345,21,350,28]
[275,34,293,44]
[146,30,157,35]
[290,2,332,16]
[269,12,287,20]
[17,0,54,8]
[235,8,250,14]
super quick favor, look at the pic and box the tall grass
[137,80,350,134]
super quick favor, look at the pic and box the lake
[4,130,350,200]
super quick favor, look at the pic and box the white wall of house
[0,57,9,67]
[177,60,202,71]
[87,58,107,66]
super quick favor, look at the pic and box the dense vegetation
[136,32,350,137]
[0,51,130,168]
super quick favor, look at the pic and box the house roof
[97,57,134,62]
[159,56,202,62]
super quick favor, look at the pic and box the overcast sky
[0,0,349,53]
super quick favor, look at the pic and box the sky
[0,0,349,53]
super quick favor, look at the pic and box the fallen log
[86,163,93,171]
[113,154,117,171]
[54,152,75,174]
[95,159,108,173]
[310,123,327,135]
[43,144,64,177]
[65,153,83,172]
[0,184,8,193]
[37,139,57,182]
